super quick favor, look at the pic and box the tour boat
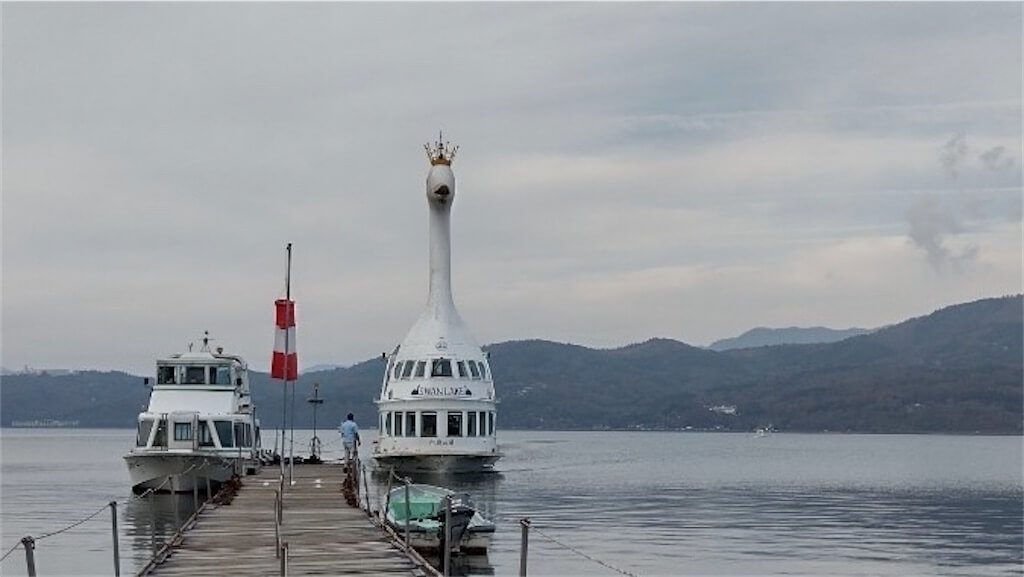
[385,483,495,553]
[124,334,263,493]
[373,135,501,474]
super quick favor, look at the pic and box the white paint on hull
[124,453,238,493]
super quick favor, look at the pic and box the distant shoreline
[2,425,1020,436]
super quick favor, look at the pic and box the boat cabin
[388,357,491,382]
[378,409,496,440]
[135,412,257,452]
[134,354,256,453]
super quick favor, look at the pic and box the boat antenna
[307,382,325,464]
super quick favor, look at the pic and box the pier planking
[141,464,430,576]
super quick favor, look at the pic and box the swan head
[426,164,456,208]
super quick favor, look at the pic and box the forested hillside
[2,295,1020,433]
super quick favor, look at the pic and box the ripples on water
[1,429,1021,576]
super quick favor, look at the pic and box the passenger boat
[373,135,500,474]
[385,483,495,553]
[124,334,263,493]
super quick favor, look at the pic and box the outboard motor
[435,493,476,553]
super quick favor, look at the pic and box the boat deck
[140,464,434,576]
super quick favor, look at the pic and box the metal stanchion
[362,464,371,512]
[279,541,289,577]
[442,496,452,577]
[110,501,121,577]
[171,477,179,524]
[519,518,531,577]
[274,489,282,558]
[21,536,36,577]
[404,482,411,549]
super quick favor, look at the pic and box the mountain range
[708,326,875,351]
[1,295,1020,433]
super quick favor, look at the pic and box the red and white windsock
[271,298,298,381]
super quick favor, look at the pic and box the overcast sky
[2,2,1021,376]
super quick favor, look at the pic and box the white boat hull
[394,526,494,554]
[374,453,500,475]
[124,452,240,494]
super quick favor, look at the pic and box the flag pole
[285,243,295,486]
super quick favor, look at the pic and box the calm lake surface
[1,428,1020,576]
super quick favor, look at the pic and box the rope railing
[0,541,23,563]
[0,457,221,575]
[529,523,641,577]
[33,502,111,541]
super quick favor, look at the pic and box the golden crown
[425,132,458,166]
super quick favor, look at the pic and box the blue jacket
[339,419,360,444]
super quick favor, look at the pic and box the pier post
[442,496,451,577]
[205,476,211,499]
[274,489,282,558]
[403,482,411,549]
[361,464,371,512]
[149,491,157,554]
[171,477,178,524]
[192,475,199,510]
[21,536,36,577]
[519,518,530,577]
[110,501,121,577]
[279,541,289,577]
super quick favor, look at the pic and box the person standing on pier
[339,413,360,468]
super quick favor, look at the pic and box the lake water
[0,428,1020,576]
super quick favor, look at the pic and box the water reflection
[121,492,203,566]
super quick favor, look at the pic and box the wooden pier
[139,463,434,576]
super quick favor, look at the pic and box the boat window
[447,412,462,437]
[405,412,416,437]
[197,421,215,447]
[456,361,467,378]
[394,412,404,437]
[479,362,489,380]
[467,360,480,379]
[414,361,426,378]
[153,419,168,447]
[174,422,192,441]
[234,423,248,448]
[467,411,477,437]
[488,412,495,436]
[157,366,176,384]
[215,421,234,448]
[394,361,404,379]
[210,366,231,385]
[385,412,392,436]
[431,358,453,378]
[185,366,205,385]
[136,420,154,447]
[421,412,437,437]
[401,362,415,379]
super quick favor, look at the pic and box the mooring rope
[531,524,642,577]
[32,502,110,541]
[0,540,23,563]
[129,460,204,501]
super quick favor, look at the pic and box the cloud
[904,194,979,272]
[940,132,969,181]
[980,145,1016,172]
[1,3,1021,373]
